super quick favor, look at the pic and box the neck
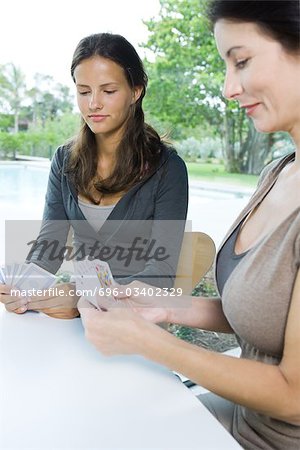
[95,135,119,157]
[95,124,126,156]
[95,135,120,178]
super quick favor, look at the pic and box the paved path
[188,180,254,248]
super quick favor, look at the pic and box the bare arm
[80,270,300,424]
[140,271,300,424]
[167,295,233,333]
[113,281,233,333]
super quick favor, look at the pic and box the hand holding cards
[73,259,115,309]
[0,263,57,292]
[0,263,58,314]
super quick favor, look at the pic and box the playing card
[5,265,13,286]
[0,267,5,284]
[91,260,114,289]
[14,263,57,291]
[73,259,115,309]
[12,263,28,287]
[73,261,98,307]
[1,263,26,286]
[12,263,21,282]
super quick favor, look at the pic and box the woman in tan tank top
[79,2,300,449]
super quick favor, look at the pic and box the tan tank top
[215,152,300,449]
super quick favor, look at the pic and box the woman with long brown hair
[0,33,188,318]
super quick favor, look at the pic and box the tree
[27,74,74,126]
[0,65,76,160]
[142,0,276,174]
[0,113,80,160]
[0,63,26,134]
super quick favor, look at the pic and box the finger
[38,307,79,319]
[5,298,29,313]
[78,298,98,322]
[2,292,28,306]
[114,287,130,300]
[113,281,144,299]
[28,293,77,310]
[27,297,61,310]
[77,297,96,310]
[78,301,103,327]
[13,306,28,314]
[0,284,14,295]
[96,295,123,311]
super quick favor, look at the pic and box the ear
[131,86,143,104]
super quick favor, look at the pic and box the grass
[186,162,259,188]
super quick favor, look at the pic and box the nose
[89,91,103,110]
[222,69,243,100]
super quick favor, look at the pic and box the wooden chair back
[174,232,216,294]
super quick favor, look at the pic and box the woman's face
[214,20,300,135]
[74,56,141,141]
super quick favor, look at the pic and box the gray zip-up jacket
[27,143,188,287]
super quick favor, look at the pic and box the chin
[252,120,279,134]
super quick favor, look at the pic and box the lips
[88,114,109,122]
[240,103,261,116]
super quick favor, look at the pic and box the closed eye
[78,91,90,95]
[235,59,249,69]
[104,90,117,95]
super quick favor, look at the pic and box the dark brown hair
[207,1,300,54]
[68,33,163,204]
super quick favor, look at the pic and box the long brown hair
[67,33,163,204]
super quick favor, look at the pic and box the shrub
[176,136,222,162]
[176,137,203,161]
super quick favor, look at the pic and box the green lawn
[186,162,259,188]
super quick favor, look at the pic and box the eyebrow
[226,46,244,57]
[76,82,119,88]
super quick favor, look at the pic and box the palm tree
[0,63,26,133]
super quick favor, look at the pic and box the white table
[0,309,240,449]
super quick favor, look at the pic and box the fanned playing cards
[0,263,57,292]
[73,259,115,308]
